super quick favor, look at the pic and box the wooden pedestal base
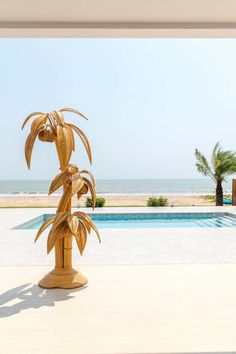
[38,267,88,289]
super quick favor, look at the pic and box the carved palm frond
[47,221,71,254]
[71,171,96,208]
[21,112,45,130]
[59,107,88,120]
[80,170,96,186]
[75,222,87,255]
[68,212,100,255]
[71,173,85,195]
[55,125,73,170]
[68,123,92,164]
[51,111,64,125]
[67,214,79,234]
[74,211,101,243]
[34,215,56,242]
[64,123,75,151]
[49,169,72,195]
[22,108,92,169]
[49,166,96,210]
[79,170,96,208]
[35,211,100,255]
[51,211,70,231]
[24,131,38,169]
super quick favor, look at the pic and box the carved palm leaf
[24,131,38,169]
[74,212,101,242]
[59,107,88,120]
[80,170,96,186]
[24,116,48,169]
[55,125,73,170]
[74,221,87,255]
[65,123,75,151]
[30,115,47,133]
[81,218,91,233]
[67,214,79,235]
[71,173,85,195]
[34,215,56,242]
[68,123,92,164]
[51,111,64,126]
[47,221,71,254]
[21,111,45,130]
[77,184,88,200]
[63,125,73,166]
[52,211,70,231]
[83,177,96,209]
[49,170,71,195]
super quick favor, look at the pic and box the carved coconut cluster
[38,124,56,142]
[38,111,64,142]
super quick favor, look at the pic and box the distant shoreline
[0,194,216,208]
[0,192,217,197]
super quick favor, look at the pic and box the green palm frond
[195,148,215,181]
[211,142,220,170]
[195,143,236,183]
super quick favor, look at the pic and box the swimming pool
[15,212,236,229]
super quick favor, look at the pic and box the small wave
[0,193,62,197]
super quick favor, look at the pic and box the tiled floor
[1,264,236,353]
[1,207,236,353]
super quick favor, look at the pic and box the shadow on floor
[0,283,86,318]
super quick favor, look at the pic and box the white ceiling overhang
[1,0,236,37]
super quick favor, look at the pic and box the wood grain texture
[22,108,100,288]
[38,267,87,289]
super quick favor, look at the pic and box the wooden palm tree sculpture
[22,108,100,289]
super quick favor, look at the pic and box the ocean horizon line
[0,178,231,196]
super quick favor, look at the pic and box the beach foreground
[0,194,214,208]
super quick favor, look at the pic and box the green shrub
[202,195,216,201]
[147,196,168,207]
[85,196,106,208]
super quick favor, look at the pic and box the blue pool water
[15,212,236,229]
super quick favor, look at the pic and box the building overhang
[1,0,236,37]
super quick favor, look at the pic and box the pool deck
[1,206,236,353]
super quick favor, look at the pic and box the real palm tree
[195,142,236,206]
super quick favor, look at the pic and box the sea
[0,179,231,197]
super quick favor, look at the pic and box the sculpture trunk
[54,189,72,269]
[53,137,72,269]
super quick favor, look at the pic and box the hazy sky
[0,38,236,180]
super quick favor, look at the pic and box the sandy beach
[0,194,215,208]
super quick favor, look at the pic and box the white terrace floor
[1,206,236,353]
